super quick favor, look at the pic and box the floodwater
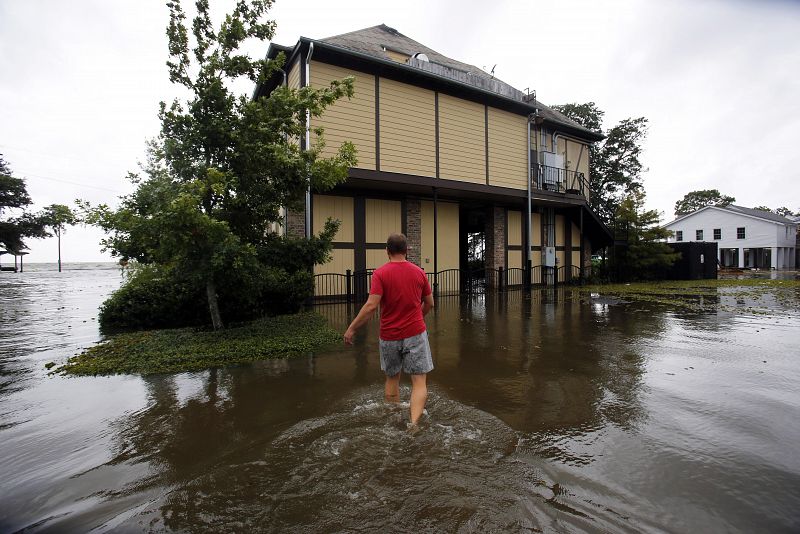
[1,266,799,533]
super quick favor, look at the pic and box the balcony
[532,165,587,197]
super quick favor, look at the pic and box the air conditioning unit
[542,152,562,168]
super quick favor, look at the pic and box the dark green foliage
[674,189,735,216]
[612,191,680,281]
[551,103,648,224]
[81,0,356,329]
[100,266,205,329]
[99,220,338,330]
[59,312,340,376]
[0,154,48,252]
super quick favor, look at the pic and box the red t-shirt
[369,261,432,341]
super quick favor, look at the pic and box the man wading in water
[344,233,435,431]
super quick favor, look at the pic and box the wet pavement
[1,267,799,532]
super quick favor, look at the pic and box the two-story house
[664,205,797,269]
[254,25,612,293]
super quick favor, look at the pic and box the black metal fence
[314,263,584,303]
[532,165,587,196]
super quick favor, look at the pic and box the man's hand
[343,294,381,346]
[343,327,356,345]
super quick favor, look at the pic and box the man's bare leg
[384,373,401,403]
[409,373,428,425]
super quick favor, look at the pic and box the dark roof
[666,204,797,226]
[723,205,797,224]
[267,24,602,140]
[321,24,496,84]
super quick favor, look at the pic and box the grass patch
[57,312,341,376]
[575,278,800,314]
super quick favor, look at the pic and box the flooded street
[1,267,799,532]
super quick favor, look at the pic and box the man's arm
[343,294,381,345]
[421,294,434,316]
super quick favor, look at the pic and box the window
[541,128,548,150]
[737,227,746,239]
[676,230,683,242]
[696,229,704,241]
[713,228,721,240]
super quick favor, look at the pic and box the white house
[664,205,797,269]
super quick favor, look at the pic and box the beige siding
[572,222,582,247]
[557,250,566,269]
[379,78,436,177]
[366,249,388,270]
[313,195,354,242]
[572,251,581,268]
[566,139,589,177]
[438,94,485,184]
[566,139,590,201]
[365,199,402,243]
[555,215,565,246]
[314,248,354,276]
[287,59,301,89]
[530,213,542,247]
[385,49,409,63]
[531,249,542,267]
[309,61,376,170]
[420,200,459,271]
[487,107,528,190]
[507,249,522,269]
[556,136,567,159]
[508,210,522,246]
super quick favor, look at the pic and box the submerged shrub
[98,223,337,331]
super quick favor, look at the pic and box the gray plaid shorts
[379,330,434,376]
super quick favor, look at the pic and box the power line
[14,170,126,194]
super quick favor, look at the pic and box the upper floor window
[713,228,721,240]
[696,229,703,241]
[737,227,746,239]
[541,128,548,150]
[676,230,683,242]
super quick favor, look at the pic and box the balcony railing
[532,165,587,197]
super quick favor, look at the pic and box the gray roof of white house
[666,204,797,226]
[723,205,797,224]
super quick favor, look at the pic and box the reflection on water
[1,270,800,532]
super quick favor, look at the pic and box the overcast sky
[1,0,798,263]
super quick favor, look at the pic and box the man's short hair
[386,233,408,255]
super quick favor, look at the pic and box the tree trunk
[57,227,62,272]
[206,278,224,330]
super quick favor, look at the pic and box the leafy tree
[0,154,47,253]
[613,190,679,280]
[551,103,649,224]
[82,0,356,330]
[39,204,78,272]
[674,189,735,216]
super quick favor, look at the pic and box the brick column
[405,199,422,266]
[285,208,306,238]
[485,206,506,287]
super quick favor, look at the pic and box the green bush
[98,222,338,330]
[99,265,206,330]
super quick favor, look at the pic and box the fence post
[346,269,352,305]
[526,260,532,291]
[499,266,505,292]
[554,266,559,286]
